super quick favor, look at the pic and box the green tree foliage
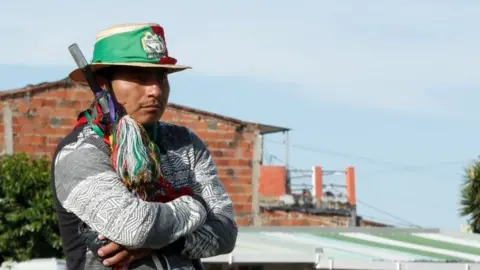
[0,153,63,264]
[460,157,480,233]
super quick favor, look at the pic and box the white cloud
[1,0,479,116]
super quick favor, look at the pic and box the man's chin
[136,114,163,126]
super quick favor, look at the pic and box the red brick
[15,145,37,153]
[13,117,31,126]
[214,159,230,167]
[50,90,73,100]
[228,159,250,166]
[49,108,78,118]
[233,203,252,214]
[226,168,249,177]
[16,103,30,114]
[178,113,198,123]
[57,117,78,126]
[45,145,58,154]
[47,135,63,143]
[29,135,46,145]
[241,150,253,159]
[40,126,71,136]
[215,123,235,132]
[259,211,347,227]
[229,193,252,204]
[223,183,251,194]
[235,215,252,226]
[194,121,208,130]
[208,141,231,149]
[210,149,236,159]
[240,132,254,141]
[235,176,252,184]
[74,91,93,100]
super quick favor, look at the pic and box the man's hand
[97,235,152,267]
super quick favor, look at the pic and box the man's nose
[145,76,162,97]
[146,84,162,97]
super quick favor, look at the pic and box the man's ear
[95,75,109,89]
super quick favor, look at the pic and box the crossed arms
[53,127,238,258]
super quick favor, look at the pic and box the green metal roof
[202,227,480,269]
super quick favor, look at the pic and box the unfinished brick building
[0,78,386,227]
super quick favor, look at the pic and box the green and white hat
[69,23,191,82]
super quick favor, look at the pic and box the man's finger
[98,242,123,257]
[116,255,136,267]
[102,250,131,266]
[116,249,152,267]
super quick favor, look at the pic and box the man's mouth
[143,104,162,109]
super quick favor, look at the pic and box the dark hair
[94,67,116,81]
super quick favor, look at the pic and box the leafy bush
[460,157,480,233]
[0,153,63,264]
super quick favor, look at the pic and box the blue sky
[1,0,480,229]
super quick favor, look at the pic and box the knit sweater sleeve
[179,130,238,258]
[52,127,207,249]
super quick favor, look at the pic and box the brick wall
[258,211,389,227]
[260,211,349,227]
[0,80,389,228]
[0,83,256,226]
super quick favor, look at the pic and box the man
[51,23,238,269]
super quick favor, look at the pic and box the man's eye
[133,74,149,81]
[156,72,167,81]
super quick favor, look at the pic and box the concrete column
[251,132,263,226]
[346,166,356,206]
[346,166,357,226]
[312,166,323,200]
[3,105,13,154]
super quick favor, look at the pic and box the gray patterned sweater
[51,122,238,269]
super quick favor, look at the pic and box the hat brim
[68,62,191,82]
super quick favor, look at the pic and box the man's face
[104,66,170,125]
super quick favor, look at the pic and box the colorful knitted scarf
[74,91,191,202]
